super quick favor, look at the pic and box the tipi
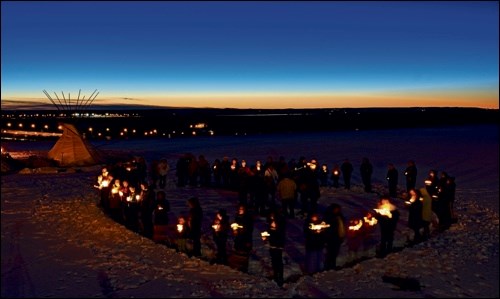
[43,89,103,167]
[47,123,101,166]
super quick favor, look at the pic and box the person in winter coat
[373,197,400,257]
[187,197,203,257]
[277,172,297,218]
[419,187,433,240]
[406,189,423,244]
[331,164,341,188]
[304,212,327,275]
[262,208,286,287]
[323,203,346,271]
[157,158,169,189]
[404,160,418,192]
[360,157,373,193]
[386,163,399,198]
[341,159,354,190]
[175,215,190,254]
[232,203,254,273]
[211,209,230,265]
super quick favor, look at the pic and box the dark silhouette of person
[373,197,400,257]
[404,160,418,192]
[187,197,203,257]
[139,182,156,239]
[406,189,423,244]
[360,157,373,192]
[341,159,354,190]
[323,203,346,270]
[304,212,326,275]
[211,209,229,265]
[386,163,399,197]
[331,164,341,188]
[262,208,286,287]
[152,190,170,225]
[232,203,254,273]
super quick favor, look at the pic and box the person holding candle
[139,182,155,239]
[262,208,286,287]
[386,163,399,198]
[404,160,418,192]
[323,203,346,271]
[109,178,123,223]
[211,209,230,265]
[123,184,140,232]
[406,189,423,244]
[96,167,113,212]
[374,197,400,257]
[304,212,327,275]
[231,203,254,272]
[175,215,190,254]
[330,164,341,188]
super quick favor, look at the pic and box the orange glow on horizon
[1,89,498,109]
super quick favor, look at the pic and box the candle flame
[231,223,243,230]
[309,222,330,231]
[363,216,378,226]
[349,220,363,231]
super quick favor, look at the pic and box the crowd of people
[94,154,457,287]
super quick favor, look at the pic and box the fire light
[363,216,378,226]
[177,224,183,233]
[348,220,363,231]
[309,222,330,231]
[231,223,243,230]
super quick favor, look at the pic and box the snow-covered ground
[1,124,498,298]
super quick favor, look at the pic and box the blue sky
[1,1,498,109]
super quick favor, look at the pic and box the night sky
[1,1,498,109]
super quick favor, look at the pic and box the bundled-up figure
[187,197,203,257]
[373,197,400,257]
[406,189,423,244]
[404,160,418,192]
[304,212,327,275]
[96,167,113,211]
[276,173,297,219]
[152,191,170,242]
[262,208,286,287]
[386,163,399,198]
[139,182,156,239]
[323,203,346,271]
[211,209,230,265]
[175,215,190,254]
[425,169,440,200]
[109,179,123,223]
[153,191,170,225]
[360,157,373,193]
[157,158,169,189]
[436,172,454,231]
[341,159,353,190]
[123,185,140,232]
[232,204,254,273]
[330,165,341,188]
[419,187,433,240]
[152,191,170,243]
